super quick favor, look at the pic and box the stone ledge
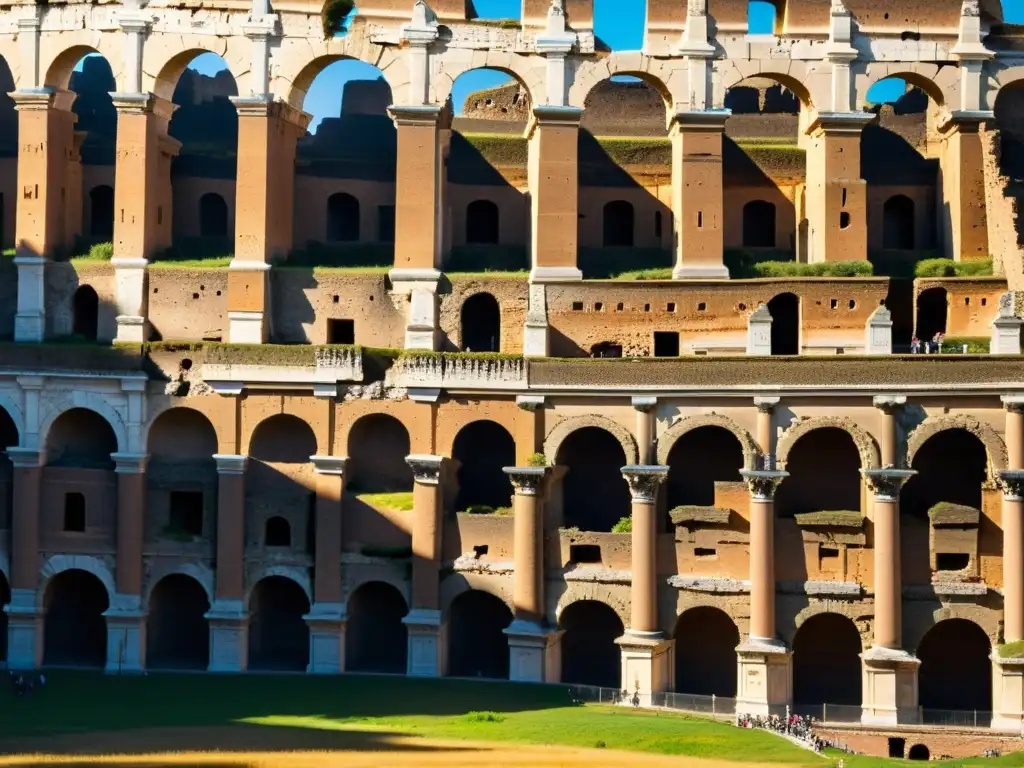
[780,579,863,596]
[203,347,363,391]
[667,575,751,594]
[563,565,631,584]
[452,553,514,575]
[389,353,526,391]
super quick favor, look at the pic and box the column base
[735,637,792,716]
[529,266,582,283]
[205,599,249,672]
[4,589,41,670]
[103,595,146,674]
[991,652,1024,732]
[14,255,45,343]
[389,268,441,352]
[402,608,447,677]
[114,315,148,343]
[228,311,267,345]
[616,630,674,705]
[504,619,563,683]
[672,264,730,280]
[304,602,346,674]
[861,646,920,725]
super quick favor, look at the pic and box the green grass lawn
[355,491,414,511]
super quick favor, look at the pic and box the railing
[920,708,994,728]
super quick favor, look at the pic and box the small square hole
[667,302,676,312]
[695,547,717,558]
[964,297,970,306]
[848,299,855,309]
[63,492,85,532]
[569,544,602,564]
[616,302,624,312]
[936,552,970,571]
[327,318,355,344]
[572,301,584,311]
[170,491,204,536]
[654,331,680,357]
[830,299,838,310]
[697,302,706,311]
[821,547,840,560]
[644,303,651,312]
[982,298,988,306]
[473,544,488,557]
[594,302,603,312]
[332,295,340,304]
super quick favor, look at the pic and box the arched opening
[0,57,16,250]
[199,193,229,238]
[452,420,515,511]
[43,569,109,667]
[146,574,210,669]
[248,415,316,554]
[147,408,218,541]
[792,613,862,705]
[665,426,744,509]
[250,414,317,464]
[902,429,987,519]
[883,195,915,250]
[603,201,634,247]
[89,185,114,238]
[248,576,310,671]
[460,292,501,353]
[466,200,499,244]
[767,293,799,355]
[908,745,930,761]
[916,287,947,342]
[345,581,408,673]
[72,285,99,341]
[674,607,739,696]
[46,408,117,469]
[0,570,9,663]
[917,619,991,712]
[776,427,862,516]
[347,414,412,493]
[742,201,776,248]
[327,192,360,242]
[559,600,623,688]
[265,516,292,547]
[557,427,630,532]
[447,590,512,679]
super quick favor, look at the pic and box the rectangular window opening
[820,547,840,560]
[935,552,970,571]
[63,492,86,533]
[169,491,204,537]
[697,211,703,229]
[667,302,676,313]
[654,331,680,358]
[572,301,584,311]
[569,543,602,564]
[695,547,717,558]
[327,318,355,345]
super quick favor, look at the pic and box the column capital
[109,91,176,120]
[310,455,347,476]
[112,452,148,474]
[620,465,669,504]
[214,454,248,475]
[862,467,916,501]
[631,396,657,413]
[739,468,789,501]
[6,447,44,469]
[754,396,780,413]
[118,11,154,34]
[503,466,547,496]
[406,454,444,485]
[1002,395,1024,415]
[11,87,74,113]
[999,470,1024,501]
[517,394,545,412]
[388,104,443,128]
[873,394,907,412]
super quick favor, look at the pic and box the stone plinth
[305,602,346,674]
[747,304,772,356]
[206,599,248,672]
[504,619,562,683]
[992,653,1024,732]
[735,638,792,716]
[403,608,447,677]
[861,645,920,725]
[616,631,674,705]
[104,594,146,673]
[4,588,41,670]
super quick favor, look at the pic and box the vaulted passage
[792,613,862,705]
[674,607,739,696]
[768,293,799,355]
[43,569,109,668]
[559,600,623,688]
[665,426,744,508]
[902,429,987,519]
[460,292,501,353]
[776,427,861,516]
[47,408,117,470]
[345,581,408,674]
[146,574,210,670]
[248,577,310,671]
[73,286,99,341]
[447,590,512,679]
[917,619,991,714]
[466,200,499,244]
[327,192,360,242]
[743,200,776,248]
[452,420,515,511]
[557,427,630,532]
[916,287,947,341]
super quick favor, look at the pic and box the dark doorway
[792,613,862,705]
[674,606,739,696]
[742,200,776,248]
[916,287,947,341]
[559,600,623,688]
[775,427,862,516]
[889,738,906,758]
[767,292,799,355]
[0,570,9,663]
[248,576,310,671]
[347,414,412,493]
[557,427,630,532]
[466,200,499,244]
[199,193,229,238]
[902,429,987,519]
[908,745,930,761]
[327,193,360,242]
[917,619,991,712]
[72,285,99,341]
[452,420,515,511]
[603,200,634,247]
[665,426,744,508]
[460,293,500,352]
[43,569,109,667]
[447,590,512,679]
[265,516,292,547]
[146,574,210,669]
[346,581,408,673]
[89,185,114,238]
[883,195,915,250]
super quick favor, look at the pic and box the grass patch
[611,517,632,533]
[1000,640,1024,659]
[355,491,414,512]
[941,337,990,353]
[916,257,994,277]
[70,241,113,263]
[148,256,233,269]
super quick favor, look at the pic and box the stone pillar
[937,113,990,262]
[527,106,583,282]
[861,467,919,725]
[227,98,309,344]
[105,453,148,673]
[4,448,44,669]
[736,467,791,715]
[390,105,445,274]
[872,395,906,468]
[754,397,779,459]
[994,470,1024,730]
[632,397,657,465]
[404,455,446,676]
[865,306,893,355]
[617,466,673,703]
[12,89,78,341]
[747,304,772,356]
[503,466,562,683]
[305,455,347,674]
[206,454,249,672]
[670,110,730,279]
[991,293,1023,355]
[803,113,873,263]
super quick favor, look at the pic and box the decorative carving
[754,396,780,414]
[739,469,788,501]
[504,467,546,496]
[406,454,443,485]
[831,0,847,13]
[621,466,668,504]
[862,468,916,501]
[962,0,980,17]
[999,470,1024,501]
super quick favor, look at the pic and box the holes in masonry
[982,298,988,306]
[369,295,375,302]
[697,302,706,311]
[473,544,489,557]
[595,302,604,312]
[216,291,221,296]
[654,331,680,358]
[644,303,651,312]
[695,547,717,558]
[200,285,205,291]
[667,302,676,313]
[936,552,970,571]
[192,293,200,300]
[63,492,86,533]
[830,299,838,310]
[965,297,971,306]
[327,318,355,345]
[842,188,848,207]
[738,303,747,311]
[180,358,193,371]
[170,491,204,537]
[333,295,340,304]
[840,212,851,229]
[572,301,584,311]
[569,544,602,564]
[616,302,624,312]
[849,299,856,309]
[821,547,840,560]
[152,288,159,295]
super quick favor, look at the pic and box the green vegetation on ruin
[999,640,1024,659]
[69,240,113,263]
[611,516,632,533]
[149,236,234,268]
[603,252,875,281]
[527,452,548,468]
[915,257,994,278]
[939,337,991,353]
[792,510,865,527]
[927,501,981,525]
[355,491,414,512]
[463,504,513,516]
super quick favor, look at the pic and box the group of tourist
[8,671,45,698]
[910,333,947,353]
[735,712,847,755]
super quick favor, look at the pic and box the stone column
[735,467,791,715]
[937,113,990,262]
[670,110,730,279]
[873,395,906,468]
[861,467,919,725]
[4,448,44,669]
[754,397,779,459]
[227,98,310,344]
[994,469,1024,730]
[305,455,347,673]
[105,453,148,673]
[527,106,584,283]
[632,397,657,465]
[403,455,446,676]
[617,466,673,703]
[206,454,249,672]
[503,466,562,682]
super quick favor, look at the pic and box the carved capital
[406,454,444,485]
[862,468,916,501]
[631,396,657,414]
[503,466,547,496]
[517,395,545,412]
[872,394,907,413]
[999,470,1024,501]
[621,465,669,504]
[1002,395,1024,415]
[739,468,789,501]
[214,454,248,475]
[754,396,780,414]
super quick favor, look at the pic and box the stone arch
[672,592,748,637]
[447,588,513,679]
[39,395,128,455]
[146,572,211,670]
[673,606,740,696]
[657,413,759,469]
[555,584,631,629]
[558,597,625,688]
[776,416,881,470]
[281,50,402,110]
[906,415,1006,479]
[716,68,816,111]
[857,65,955,110]
[432,61,541,115]
[246,564,312,606]
[347,412,412,493]
[39,554,115,607]
[451,419,515,510]
[72,285,99,341]
[343,571,410,608]
[441,572,515,618]
[0,391,24,445]
[916,617,992,712]
[905,603,1002,650]
[345,580,408,673]
[42,44,120,90]
[247,413,318,462]
[144,561,215,605]
[147,46,249,102]
[789,601,870,648]
[42,567,110,667]
[792,612,863,706]
[247,574,311,672]
[143,406,219,456]
[570,58,678,113]
[544,414,638,466]
[460,292,501,353]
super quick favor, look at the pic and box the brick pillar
[937,114,989,262]
[5,448,44,669]
[305,455,346,674]
[207,454,248,672]
[11,89,78,341]
[228,98,309,344]
[670,110,730,279]
[736,467,792,716]
[107,453,148,673]
[804,113,873,263]
[527,106,583,282]
[403,455,446,676]
[110,93,179,343]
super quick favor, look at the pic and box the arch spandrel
[775,416,881,470]
[40,42,124,91]
[544,414,639,466]
[656,413,759,469]
[843,0,970,32]
[906,414,1007,479]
